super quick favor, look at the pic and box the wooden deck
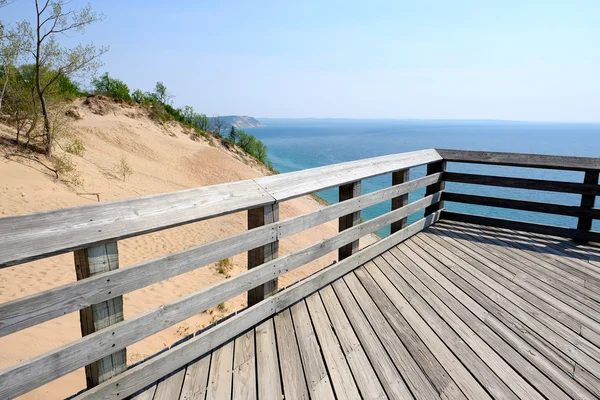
[130,220,600,400]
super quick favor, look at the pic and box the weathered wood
[436,149,600,171]
[0,179,274,268]
[129,384,157,400]
[153,368,185,400]
[404,236,577,400]
[443,192,600,219]
[248,204,279,307]
[305,292,361,399]
[357,262,465,397]
[425,160,446,216]
[275,211,442,311]
[14,212,438,400]
[74,298,276,400]
[274,308,309,399]
[328,279,414,400]
[290,301,335,400]
[277,172,442,239]
[74,243,127,389]
[366,257,491,400]
[1,187,440,399]
[0,177,440,339]
[397,235,600,382]
[391,169,410,234]
[232,330,256,400]
[0,224,276,338]
[441,211,600,243]
[444,172,600,196]
[179,354,211,400]
[318,286,388,399]
[206,342,234,400]
[577,170,599,241]
[381,247,521,400]
[255,318,282,399]
[254,149,442,201]
[344,271,440,399]
[338,180,361,260]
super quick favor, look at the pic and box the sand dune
[0,97,375,399]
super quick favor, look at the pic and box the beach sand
[0,97,376,399]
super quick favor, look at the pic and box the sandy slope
[0,97,376,399]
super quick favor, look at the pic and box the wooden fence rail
[1,148,599,399]
[438,149,600,243]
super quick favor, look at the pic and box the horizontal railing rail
[437,149,600,171]
[0,149,440,268]
[437,149,600,243]
[0,149,443,399]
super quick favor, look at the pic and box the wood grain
[0,179,274,268]
[74,243,127,389]
[436,149,600,171]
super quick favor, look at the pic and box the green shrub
[92,72,131,101]
[215,258,233,276]
[235,130,269,163]
[65,138,85,156]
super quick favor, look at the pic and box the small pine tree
[228,125,237,143]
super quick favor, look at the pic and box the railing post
[576,170,599,243]
[338,180,362,260]
[247,203,279,307]
[74,242,127,389]
[424,160,446,216]
[391,169,410,234]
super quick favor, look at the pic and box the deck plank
[343,271,440,400]
[430,226,600,314]
[318,285,388,399]
[179,354,211,400]
[330,279,414,399]
[255,319,282,400]
[232,330,256,400]
[154,368,186,400]
[397,237,585,400]
[355,264,466,399]
[399,230,600,393]
[273,308,309,399]
[205,341,234,400]
[305,292,362,399]
[380,248,523,400]
[290,301,336,400]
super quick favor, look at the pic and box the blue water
[246,119,600,237]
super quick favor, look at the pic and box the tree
[0,22,29,113]
[131,89,143,103]
[153,81,172,105]
[92,72,131,100]
[182,105,195,124]
[196,113,210,131]
[228,125,237,142]
[31,0,107,156]
[212,114,224,136]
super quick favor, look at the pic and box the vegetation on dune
[0,0,273,181]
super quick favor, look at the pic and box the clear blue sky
[3,0,600,121]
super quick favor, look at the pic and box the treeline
[0,0,271,170]
[226,126,268,164]
[88,72,272,167]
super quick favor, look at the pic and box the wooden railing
[1,148,599,399]
[439,149,600,243]
[0,149,444,399]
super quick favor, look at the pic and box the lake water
[246,119,600,237]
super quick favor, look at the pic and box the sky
[2,0,600,121]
